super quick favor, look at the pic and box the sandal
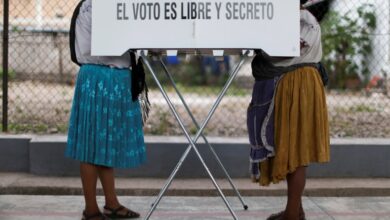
[267,211,306,220]
[103,205,140,219]
[267,211,284,220]
[81,211,110,220]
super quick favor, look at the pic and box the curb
[1,186,390,197]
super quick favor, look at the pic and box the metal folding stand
[158,57,249,210]
[141,50,250,220]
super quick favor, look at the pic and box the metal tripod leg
[159,58,249,210]
[142,51,249,219]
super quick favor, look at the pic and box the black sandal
[267,211,284,220]
[267,211,306,220]
[103,205,140,219]
[82,211,110,220]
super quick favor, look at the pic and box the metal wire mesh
[1,0,390,137]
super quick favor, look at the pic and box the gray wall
[1,135,390,178]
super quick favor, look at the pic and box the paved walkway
[1,195,390,220]
[1,173,390,219]
[1,173,390,197]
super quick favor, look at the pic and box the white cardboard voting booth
[91,0,300,219]
[92,0,299,56]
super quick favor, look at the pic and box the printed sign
[91,0,300,56]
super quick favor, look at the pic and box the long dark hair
[301,0,333,22]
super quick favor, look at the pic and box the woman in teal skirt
[66,0,146,219]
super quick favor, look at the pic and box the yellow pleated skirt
[259,66,330,186]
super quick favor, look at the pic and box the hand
[300,39,308,49]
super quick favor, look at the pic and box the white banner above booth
[91,0,300,56]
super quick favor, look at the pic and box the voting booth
[92,0,300,219]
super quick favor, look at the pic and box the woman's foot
[82,210,110,220]
[266,210,306,220]
[267,211,284,220]
[103,205,140,219]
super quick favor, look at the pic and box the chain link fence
[1,0,390,137]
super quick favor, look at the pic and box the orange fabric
[259,67,330,186]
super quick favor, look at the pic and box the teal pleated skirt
[65,64,146,168]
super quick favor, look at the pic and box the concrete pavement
[1,195,390,220]
[1,173,390,219]
[1,173,390,197]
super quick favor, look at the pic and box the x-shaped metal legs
[141,51,249,220]
[158,57,249,210]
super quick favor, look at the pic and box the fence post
[2,0,9,132]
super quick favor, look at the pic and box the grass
[333,104,377,113]
[0,68,16,80]
[349,104,377,113]
[1,123,68,134]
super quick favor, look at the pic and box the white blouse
[75,0,131,68]
[273,9,323,67]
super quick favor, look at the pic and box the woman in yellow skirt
[249,4,330,220]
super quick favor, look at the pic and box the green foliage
[335,104,377,113]
[349,104,376,113]
[1,123,68,134]
[0,68,16,80]
[321,4,377,89]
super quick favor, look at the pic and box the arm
[75,1,93,58]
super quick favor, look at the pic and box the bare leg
[80,163,100,215]
[96,166,120,208]
[284,166,306,220]
[97,166,139,217]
